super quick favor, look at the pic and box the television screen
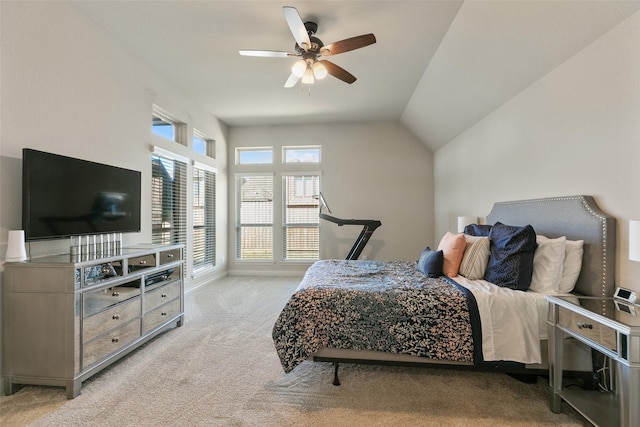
[23,149,141,240]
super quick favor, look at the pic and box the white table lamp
[457,216,477,233]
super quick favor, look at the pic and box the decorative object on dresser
[2,244,184,399]
[5,230,28,262]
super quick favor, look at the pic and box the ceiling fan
[239,6,376,88]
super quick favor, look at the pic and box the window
[237,147,273,165]
[283,146,320,163]
[193,164,216,271]
[236,174,273,260]
[193,130,215,158]
[151,152,187,255]
[234,145,321,264]
[152,115,175,141]
[283,174,320,260]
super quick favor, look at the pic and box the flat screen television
[22,148,141,241]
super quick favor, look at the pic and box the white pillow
[530,235,566,294]
[557,239,584,293]
[458,235,490,280]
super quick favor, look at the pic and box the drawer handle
[112,314,120,320]
[139,260,147,265]
[161,293,167,298]
[577,322,593,329]
[112,291,120,297]
[167,253,174,258]
[161,312,167,316]
[111,337,119,343]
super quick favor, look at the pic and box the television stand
[2,244,184,398]
[319,213,381,260]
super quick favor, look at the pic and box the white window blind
[236,174,273,260]
[282,174,319,260]
[193,165,216,270]
[151,153,187,263]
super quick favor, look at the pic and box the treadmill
[317,192,382,260]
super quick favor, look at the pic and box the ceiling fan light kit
[239,6,376,89]
[312,61,327,79]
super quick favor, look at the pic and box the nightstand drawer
[558,306,616,352]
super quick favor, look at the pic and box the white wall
[434,11,640,292]
[0,1,228,279]
[228,121,434,275]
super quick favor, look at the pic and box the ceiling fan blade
[239,50,296,58]
[284,73,301,88]
[283,6,311,51]
[320,34,376,56]
[320,60,357,84]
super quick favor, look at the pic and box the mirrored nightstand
[546,295,640,427]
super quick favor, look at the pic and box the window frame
[281,172,320,261]
[235,172,275,262]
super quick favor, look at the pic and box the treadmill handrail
[319,213,381,228]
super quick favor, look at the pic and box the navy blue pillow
[417,247,444,278]
[464,224,493,236]
[485,222,538,291]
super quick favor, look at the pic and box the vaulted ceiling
[70,1,640,151]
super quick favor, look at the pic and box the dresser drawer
[128,253,156,271]
[159,248,181,265]
[83,284,141,317]
[83,297,141,341]
[558,306,617,352]
[83,319,141,368]
[143,298,181,333]
[145,281,181,313]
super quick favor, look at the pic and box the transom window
[283,146,321,163]
[193,129,215,158]
[237,147,273,165]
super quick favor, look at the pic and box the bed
[272,195,616,384]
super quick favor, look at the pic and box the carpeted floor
[1,275,588,426]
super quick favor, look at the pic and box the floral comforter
[272,260,480,373]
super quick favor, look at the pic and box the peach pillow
[437,232,467,277]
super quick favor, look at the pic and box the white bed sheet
[454,276,546,364]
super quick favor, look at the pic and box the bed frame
[312,195,617,384]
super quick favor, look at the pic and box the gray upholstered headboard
[486,195,616,297]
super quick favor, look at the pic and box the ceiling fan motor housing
[295,35,324,56]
